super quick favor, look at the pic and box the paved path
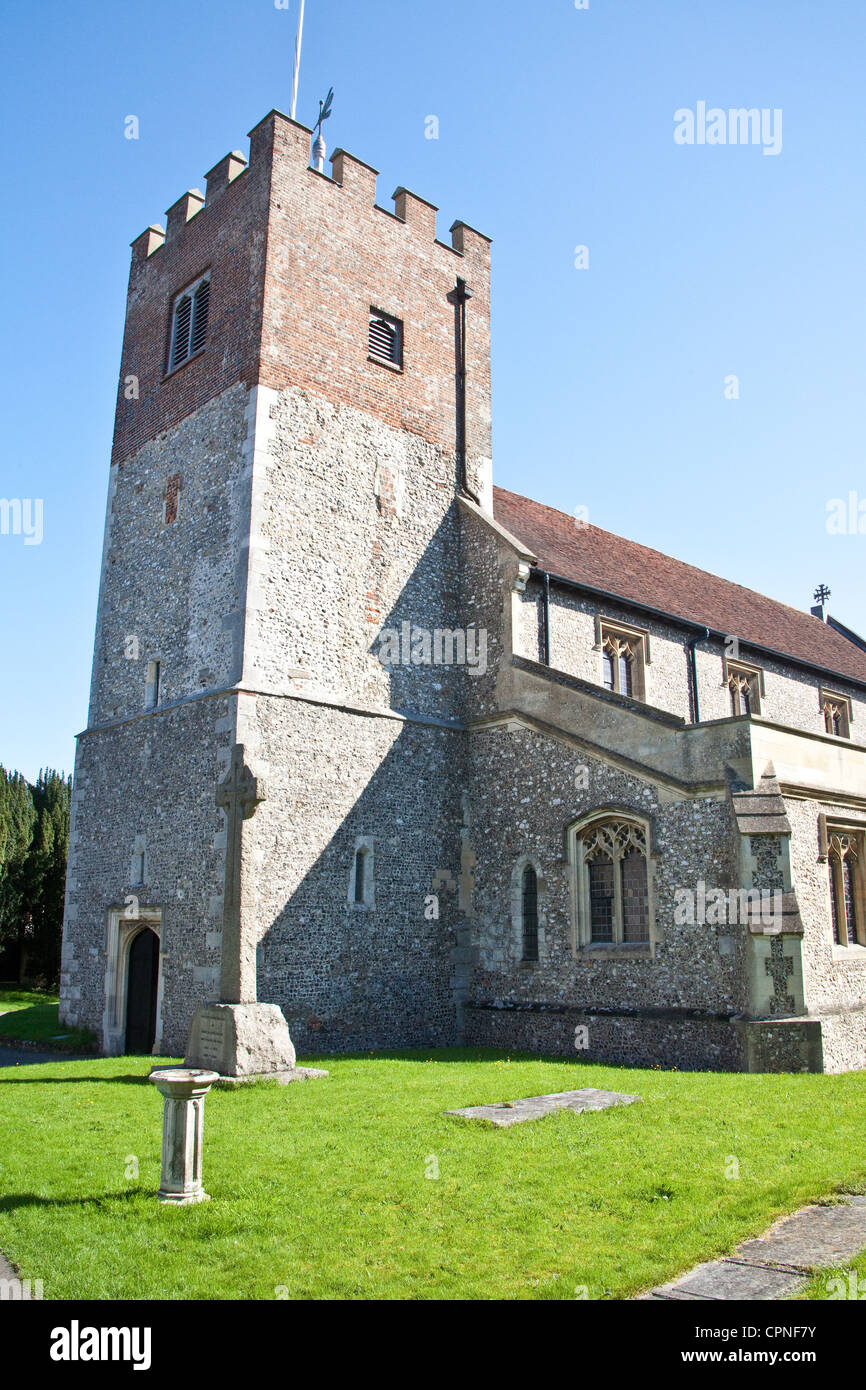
[0,1045,91,1067]
[641,1195,866,1300]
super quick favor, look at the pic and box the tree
[0,765,71,986]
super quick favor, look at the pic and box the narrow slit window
[521,865,539,961]
[354,848,366,905]
[145,660,161,710]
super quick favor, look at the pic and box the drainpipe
[541,571,551,665]
[448,276,476,500]
[687,627,710,724]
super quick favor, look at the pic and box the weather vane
[814,584,831,606]
[311,86,334,172]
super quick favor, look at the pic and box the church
[59,109,866,1073]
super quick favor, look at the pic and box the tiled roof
[492,486,866,687]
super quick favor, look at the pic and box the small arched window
[368,310,402,367]
[521,864,539,961]
[169,273,211,371]
[349,837,375,909]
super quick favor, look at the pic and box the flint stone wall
[252,696,464,1053]
[59,694,232,1055]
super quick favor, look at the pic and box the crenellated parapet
[116,109,492,468]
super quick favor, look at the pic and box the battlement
[130,109,490,269]
[115,108,492,469]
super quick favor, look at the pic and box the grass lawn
[797,1247,866,1301]
[0,989,95,1050]
[0,1049,865,1300]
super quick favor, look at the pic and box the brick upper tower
[62,110,493,1056]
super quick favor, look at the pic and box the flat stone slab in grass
[735,1197,866,1270]
[648,1259,806,1301]
[446,1087,641,1127]
[643,1195,866,1301]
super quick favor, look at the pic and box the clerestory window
[727,663,762,717]
[598,622,647,700]
[822,690,852,739]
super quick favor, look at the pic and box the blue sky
[1,0,864,780]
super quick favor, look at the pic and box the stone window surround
[567,808,656,959]
[821,687,853,739]
[130,834,147,887]
[723,657,764,716]
[349,835,376,910]
[102,905,164,1056]
[144,658,163,710]
[593,616,650,702]
[510,854,546,965]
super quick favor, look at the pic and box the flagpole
[290,0,305,121]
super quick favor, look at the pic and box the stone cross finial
[216,744,266,1004]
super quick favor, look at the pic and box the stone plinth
[149,1067,219,1205]
[185,1002,298,1078]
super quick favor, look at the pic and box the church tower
[60,111,492,1056]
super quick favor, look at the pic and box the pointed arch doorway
[125,927,160,1053]
[103,906,164,1056]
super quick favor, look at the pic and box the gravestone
[446,1087,641,1127]
[185,744,326,1085]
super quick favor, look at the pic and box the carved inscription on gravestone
[197,1015,227,1068]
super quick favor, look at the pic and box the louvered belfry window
[169,274,210,371]
[369,310,402,367]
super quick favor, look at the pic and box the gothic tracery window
[728,665,761,716]
[822,692,851,739]
[602,633,639,698]
[828,831,863,948]
[576,818,650,946]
